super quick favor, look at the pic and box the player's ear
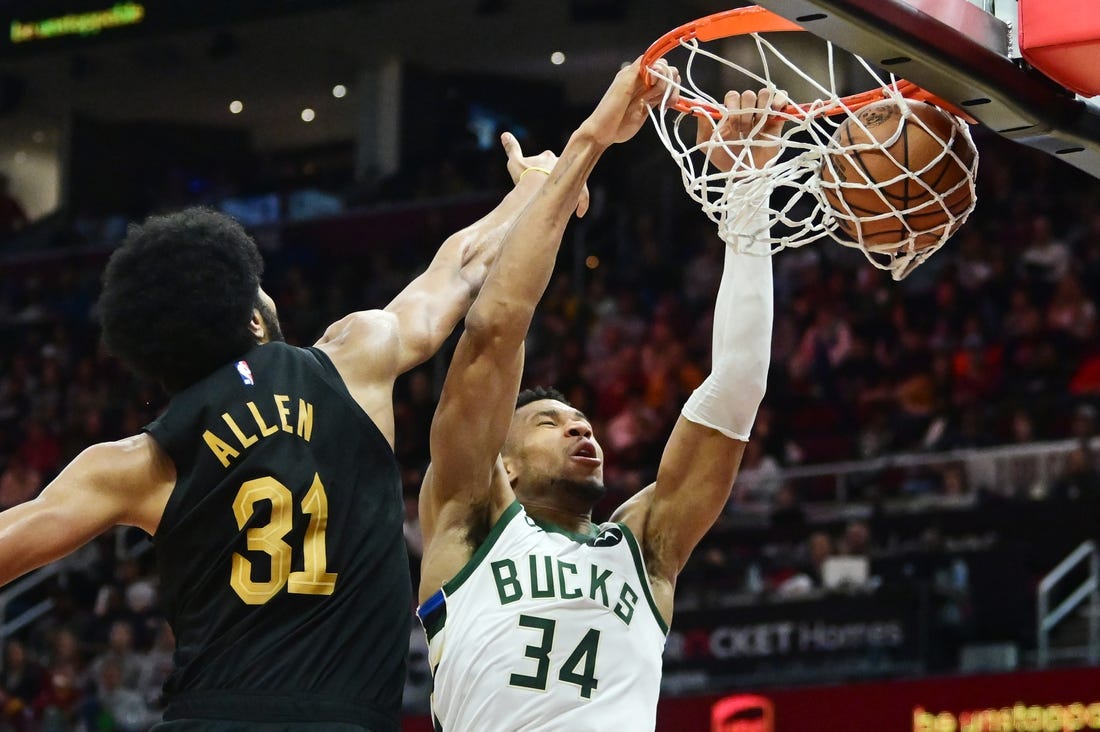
[248,308,265,342]
[502,455,520,485]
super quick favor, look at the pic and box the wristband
[518,166,552,182]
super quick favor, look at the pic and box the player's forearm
[682,212,773,441]
[448,172,551,297]
[466,133,606,339]
[0,499,79,585]
[420,174,548,312]
[382,175,547,369]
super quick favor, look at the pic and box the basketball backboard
[753,0,1100,179]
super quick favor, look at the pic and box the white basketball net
[646,30,979,280]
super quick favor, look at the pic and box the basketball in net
[642,6,980,280]
[820,99,977,253]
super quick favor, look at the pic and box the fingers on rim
[724,87,790,113]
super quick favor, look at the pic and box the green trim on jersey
[442,501,523,596]
[618,523,670,635]
[527,516,599,543]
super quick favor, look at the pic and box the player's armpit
[418,459,514,602]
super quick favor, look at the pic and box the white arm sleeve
[681,206,774,442]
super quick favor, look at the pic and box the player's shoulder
[314,309,400,382]
[315,309,398,351]
[80,434,172,484]
[67,434,174,530]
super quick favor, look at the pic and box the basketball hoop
[642,5,979,280]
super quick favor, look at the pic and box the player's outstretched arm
[0,435,171,586]
[613,88,784,619]
[378,152,589,373]
[314,153,560,445]
[418,60,679,590]
[418,140,567,545]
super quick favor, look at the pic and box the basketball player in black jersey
[0,144,580,729]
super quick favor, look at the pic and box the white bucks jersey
[417,502,668,731]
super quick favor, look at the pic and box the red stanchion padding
[1019,0,1100,96]
[711,694,775,732]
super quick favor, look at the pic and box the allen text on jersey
[202,395,315,467]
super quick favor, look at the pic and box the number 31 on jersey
[230,473,339,604]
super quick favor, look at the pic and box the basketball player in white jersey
[417,64,786,730]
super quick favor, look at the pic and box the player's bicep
[0,445,132,584]
[641,417,746,578]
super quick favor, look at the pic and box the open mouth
[570,441,600,464]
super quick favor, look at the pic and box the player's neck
[520,500,596,538]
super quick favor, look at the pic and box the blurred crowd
[1,124,1100,725]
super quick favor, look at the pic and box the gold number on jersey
[230,474,339,604]
[288,474,339,595]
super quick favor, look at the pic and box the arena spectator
[1050,443,1100,503]
[1020,214,1071,289]
[32,654,84,730]
[87,657,159,731]
[776,531,834,596]
[732,440,783,503]
[1,639,42,730]
[0,453,42,510]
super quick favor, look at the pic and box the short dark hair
[99,207,264,393]
[516,386,570,411]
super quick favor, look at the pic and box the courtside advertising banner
[683,667,1100,732]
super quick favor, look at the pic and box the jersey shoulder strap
[609,520,670,635]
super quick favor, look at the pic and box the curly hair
[99,207,264,393]
[515,386,570,411]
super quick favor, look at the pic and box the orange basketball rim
[640,5,974,122]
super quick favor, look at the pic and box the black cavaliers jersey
[144,342,408,730]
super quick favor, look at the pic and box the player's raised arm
[613,88,785,613]
[418,59,679,572]
[312,161,559,445]
[418,135,581,534]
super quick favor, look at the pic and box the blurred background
[1,1,1100,730]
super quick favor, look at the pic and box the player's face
[509,399,605,491]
